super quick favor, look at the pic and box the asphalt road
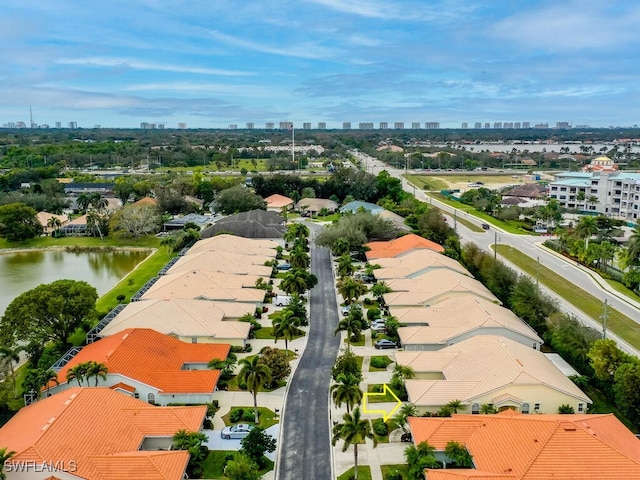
[276,226,341,480]
[353,150,640,355]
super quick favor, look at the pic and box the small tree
[272,309,301,352]
[405,441,441,479]
[238,356,272,423]
[444,441,473,467]
[224,452,262,480]
[257,347,291,386]
[332,407,377,480]
[558,404,575,414]
[393,403,418,433]
[85,361,108,386]
[240,427,276,468]
[0,447,16,480]
[332,348,363,383]
[172,430,208,478]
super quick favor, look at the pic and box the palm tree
[371,281,391,301]
[46,216,62,236]
[480,403,496,414]
[445,399,466,414]
[86,361,109,386]
[90,193,109,212]
[0,447,16,480]
[22,369,45,400]
[444,441,473,467]
[40,369,59,397]
[332,407,377,480]
[330,373,363,414]
[392,364,416,385]
[289,247,310,269]
[335,315,363,348]
[337,277,368,305]
[280,269,310,295]
[85,211,104,239]
[0,345,21,396]
[576,190,586,212]
[587,195,599,211]
[66,364,87,386]
[628,222,640,266]
[393,403,418,433]
[76,193,92,213]
[337,254,355,277]
[238,356,272,423]
[333,238,350,256]
[404,441,440,479]
[575,216,599,250]
[272,309,301,352]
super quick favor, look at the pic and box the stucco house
[394,295,543,351]
[397,335,591,415]
[167,250,274,278]
[36,212,69,235]
[371,248,469,280]
[47,328,230,405]
[295,197,338,216]
[0,387,206,480]
[365,233,444,259]
[264,193,294,212]
[186,234,279,257]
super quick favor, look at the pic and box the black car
[481,223,490,230]
[374,339,400,349]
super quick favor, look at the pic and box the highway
[352,150,640,356]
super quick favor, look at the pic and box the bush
[239,380,248,390]
[371,331,378,339]
[242,410,256,422]
[230,408,244,423]
[370,356,390,369]
[367,307,381,321]
[372,418,389,436]
[385,470,403,480]
[245,344,253,353]
[116,294,126,302]
[203,418,214,430]
[231,345,245,353]
[363,297,373,305]
[372,384,383,393]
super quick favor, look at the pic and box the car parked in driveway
[221,423,255,439]
[370,320,387,332]
[374,339,400,349]
[276,263,291,271]
[341,304,352,316]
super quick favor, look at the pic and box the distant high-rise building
[279,121,293,130]
[140,122,150,129]
[158,123,165,129]
[484,122,490,129]
[522,122,531,128]
[493,122,502,129]
[303,122,311,130]
[68,121,77,129]
[6,122,16,128]
[317,122,326,130]
[394,122,404,129]
[556,122,570,129]
[425,122,440,129]
[379,122,388,129]
[412,122,421,129]
[474,122,482,129]
[228,124,238,129]
[461,122,468,129]
[55,121,62,128]
[246,122,254,129]
[266,122,275,129]
[359,122,374,129]
[177,122,187,129]
[504,122,513,129]
[342,122,351,130]
[534,122,549,128]
[514,122,521,129]
[93,125,101,129]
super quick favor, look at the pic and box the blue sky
[2,0,640,129]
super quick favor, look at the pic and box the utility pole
[494,230,498,261]
[601,299,609,339]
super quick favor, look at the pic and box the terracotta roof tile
[0,388,206,480]
[264,193,294,208]
[366,233,444,259]
[409,413,640,479]
[373,249,470,280]
[53,328,229,394]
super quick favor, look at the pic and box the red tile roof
[0,388,203,480]
[53,328,229,394]
[409,412,640,479]
[365,233,444,259]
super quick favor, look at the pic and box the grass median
[495,244,640,350]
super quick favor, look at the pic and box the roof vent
[564,427,577,432]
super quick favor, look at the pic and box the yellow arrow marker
[362,384,402,421]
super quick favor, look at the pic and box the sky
[2,0,640,129]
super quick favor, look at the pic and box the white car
[370,321,387,332]
[220,423,255,439]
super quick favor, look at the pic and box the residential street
[276,225,341,480]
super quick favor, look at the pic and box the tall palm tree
[90,193,109,212]
[0,345,21,396]
[66,364,87,386]
[628,222,640,266]
[445,399,466,414]
[404,441,440,479]
[371,281,391,301]
[272,309,301,352]
[0,447,16,480]
[575,216,599,250]
[280,269,310,295]
[330,373,363,414]
[85,211,104,240]
[40,369,59,397]
[393,403,418,433]
[76,193,92,213]
[22,369,45,400]
[238,356,272,423]
[337,277,368,305]
[335,315,363,349]
[337,254,355,277]
[46,216,62,236]
[332,407,377,480]
[288,247,310,269]
[86,361,109,386]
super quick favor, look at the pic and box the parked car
[354,273,376,283]
[370,320,387,332]
[275,295,292,307]
[341,304,352,316]
[277,263,292,271]
[220,423,255,439]
[374,339,400,349]
[481,223,490,230]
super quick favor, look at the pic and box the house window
[578,403,584,413]
[534,403,540,411]
[522,403,530,414]
[148,393,156,405]
[472,403,479,414]
[191,337,198,343]
[134,393,140,399]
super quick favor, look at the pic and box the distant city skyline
[2,1,640,128]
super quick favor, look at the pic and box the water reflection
[0,249,150,316]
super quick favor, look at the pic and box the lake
[0,249,150,316]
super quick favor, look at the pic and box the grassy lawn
[604,279,640,303]
[366,384,400,403]
[369,355,393,372]
[345,335,365,347]
[371,418,392,444]
[201,450,274,479]
[253,327,305,341]
[224,375,286,393]
[380,464,410,479]
[404,175,448,191]
[0,235,160,250]
[496,245,640,350]
[220,406,279,429]
[311,213,340,222]
[338,466,372,480]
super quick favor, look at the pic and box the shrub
[116,294,126,302]
[372,384,383,393]
[363,297,373,305]
[242,410,256,422]
[371,331,378,339]
[238,380,248,390]
[202,418,214,430]
[372,418,388,436]
[367,307,381,321]
[385,470,403,480]
[231,345,244,353]
[370,356,390,369]
[230,408,244,423]
[244,344,253,353]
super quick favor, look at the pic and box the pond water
[0,249,150,316]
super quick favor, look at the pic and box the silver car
[221,423,255,439]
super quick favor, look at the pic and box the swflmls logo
[4,460,78,472]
